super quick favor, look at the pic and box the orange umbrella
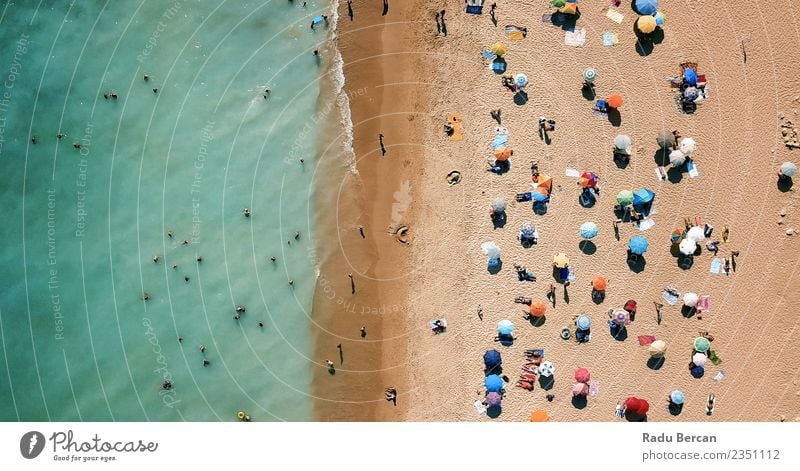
[607,93,624,108]
[637,15,657,34]
[536,174,553,193]
[530,300,547,317]
[592,276,607,291]
[530,410,550,422]
[494,146,512,161]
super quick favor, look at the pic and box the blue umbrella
[579,222,599,239]
[634,0,658,15]
[485,374,504,392]
[670,390,685,405]
[633,188,655,206]
[576,315,591,330]
[497,319,514,336]
[683,68,698,86]
[629,236,649,255]
[483,349,502,369]
[690,365,705,378]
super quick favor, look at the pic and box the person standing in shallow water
[382,0,389,16]
[379,133,386,155]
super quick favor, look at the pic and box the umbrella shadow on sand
[681,305,697,318]
[526,314,546,328]
[778,177,794,192]
[633,21,664,57]
[607,108,622,127]
[647,357,665,370]
[549,11,581,31]
[581,83,596,101]
[668,403,683,416]
[514,90,529,106]
[667,165,684,184]
[627,252,646,272]
[625,411,648,422]
[654,148,670,167]
[538,375,554,391]
[579,240,597,255]
[571,395,588,409]
[487,404,502,418]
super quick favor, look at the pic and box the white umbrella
[686,226,705,243]
[679,238,697,256]
[614,134,632,151]
[679,137,697,155]
[492,197,507,213]
[514,73,529,88]
[692,352,707,366]
[480,241,501,260]
[538,361,555,377]
[781,161,797,177]
[683,292,699,307]
[497,319,515,336]
[669,149,686,167]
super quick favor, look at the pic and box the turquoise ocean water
[0,0,339,421]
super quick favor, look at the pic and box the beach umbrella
[780,161,797,177]
[686,226,705,243]
[494,146,511,161]
[530,410,550,422]
[656,130,675,149]
[537,174,553,193]
[538,361,555,377]
[553,253,570,268]
[486,392,503,407]
[692,352,708,367]
[592,276,607,291]
[483,349,502,369]
[683,67,698,86]
[670,390,684,405]
[669,149,686,167]
[637,15,657,34]
[491,42,508,57]
[520,223,536,239]
[624,396,650,415]
[613,309,631,326]
[671,228,684,243]
[607,93,624,109]
[583,67,597,83]
[633,188,655,206]
[634,0,659,15]
[654,11,666,26]
[629,235,649,255]
[481,241,501,260]
[648,340,667,357]
[614,134,632,151]
[514,73,528,88]
[580,222,599,239]
[694,337,710,353]
[679,238,697,256]
[491,197,507,213]
[574,367,591,383]
[573,383,589,396]
[497,319,514,336]
[683,292,699,307]
[691,365,705,378]
[530,300,547,317]
[579,171,598,188]
[617,190,634,206]
[550,0,566,7]
[576,314,591,330]
[683,87,700,101]
[485,374,504,392]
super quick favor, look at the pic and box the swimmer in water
[243,208,251,217]
[167,230,173,238]
[153,255,160,263]
[270,256,276,262]
[200,344,206,353]
[196,255,202,262]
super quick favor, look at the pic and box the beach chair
[465,0,484,15]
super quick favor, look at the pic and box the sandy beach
[315,0,800,422]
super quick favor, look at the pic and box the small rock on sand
[780,208,787,217]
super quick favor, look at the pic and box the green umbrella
[694,337,710,353]
[617,190,634,206]
[551,0,567,7]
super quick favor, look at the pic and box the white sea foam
[330,0,358,176]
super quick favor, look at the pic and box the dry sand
[315,0,800,421]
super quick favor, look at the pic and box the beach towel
[637,218,656,231]
[567,265,577,282]
[565,168,580,178]
[588,381,599,396]
[605,9,624,24]
[655,167,667,181]
[697,295,711,313]
[482,50,497,60]
[708,350,722,366]
[564,29,587,47]
[687,161,699,178]
[492,134,509,149]
[466,0,484,14]
[473,400,487,415]
[602,31,619,47]
[504,25,527,41]
[661,288,680,305]
[713,371,725,381]
[637,335,656,346]
[447,114,464,142]
[710,257,723,274]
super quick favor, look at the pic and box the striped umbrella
[612,309,631,326]
[486,392,502,407]
[583,67,597,83]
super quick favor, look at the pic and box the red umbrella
[574,367,591,383]
[624,397,650,415]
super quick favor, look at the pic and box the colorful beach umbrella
[692,352,708,367]
[683,87,700,101]
[583,67,597,83]
[679,238,697,256]
[671,228,684,243]
[607,93,624,108]
[781,161,797,177]
[686,226,705,243]
[683,68,698,86]
[694,337,710,353]
[483,349,502,369]
[573,383,589,396]
[680,137,697,155]
[654,11,666,26]
[617,190,634,206]
[629,235,649,255]
[514,73,529,88]
[634,0,659,15]
[533,189,549,202]
[613,309,631,326]
[624,396,650,415]
[553,253,570,268]
[580,221,599,239]
[648,339,667,357]
[670,390,684,405]
[656,130,675,149]
[637,15,657,34]
[492,197,507,213]
[497,319,514,336]
[530,300,547,317]
[579,171,598,188]
[494,146,511,161]
[536,174,553,193]
[574,367,591,383]
[530,410,549,422]
[486,392,502,406]
[576,315,591,330]
[614,134,632,151]
[669,149,686,167]
[633,188,655,206]
[485,374,504,392]
[683,292,699,307]
[538,361,555,377]
[592,276,607,291]
[491,42,508,57]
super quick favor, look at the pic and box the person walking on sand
[654,302,664,324]
[360,326,367,338]
[326,359,335,371]
[385,387,397,405]
[435,12,441,35]
[348,273,356,294]
[347,0,353,21]
[379,133,386,155]
[382,0,389,16]
[440,10,447,36]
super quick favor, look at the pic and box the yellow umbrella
[648,340,667,358]
[530,410,550,422]
[491,42,508,57]
[637,15,657,34]
[553,253,570,268]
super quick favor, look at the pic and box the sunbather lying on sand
[516,380,534,391]
[514,296,532,304]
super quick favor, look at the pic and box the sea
[0,0,347,421]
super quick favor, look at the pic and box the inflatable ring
[560,328,571,340]
[237,411,246,421]
[395,226,409,245]
[446,170,462,185]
